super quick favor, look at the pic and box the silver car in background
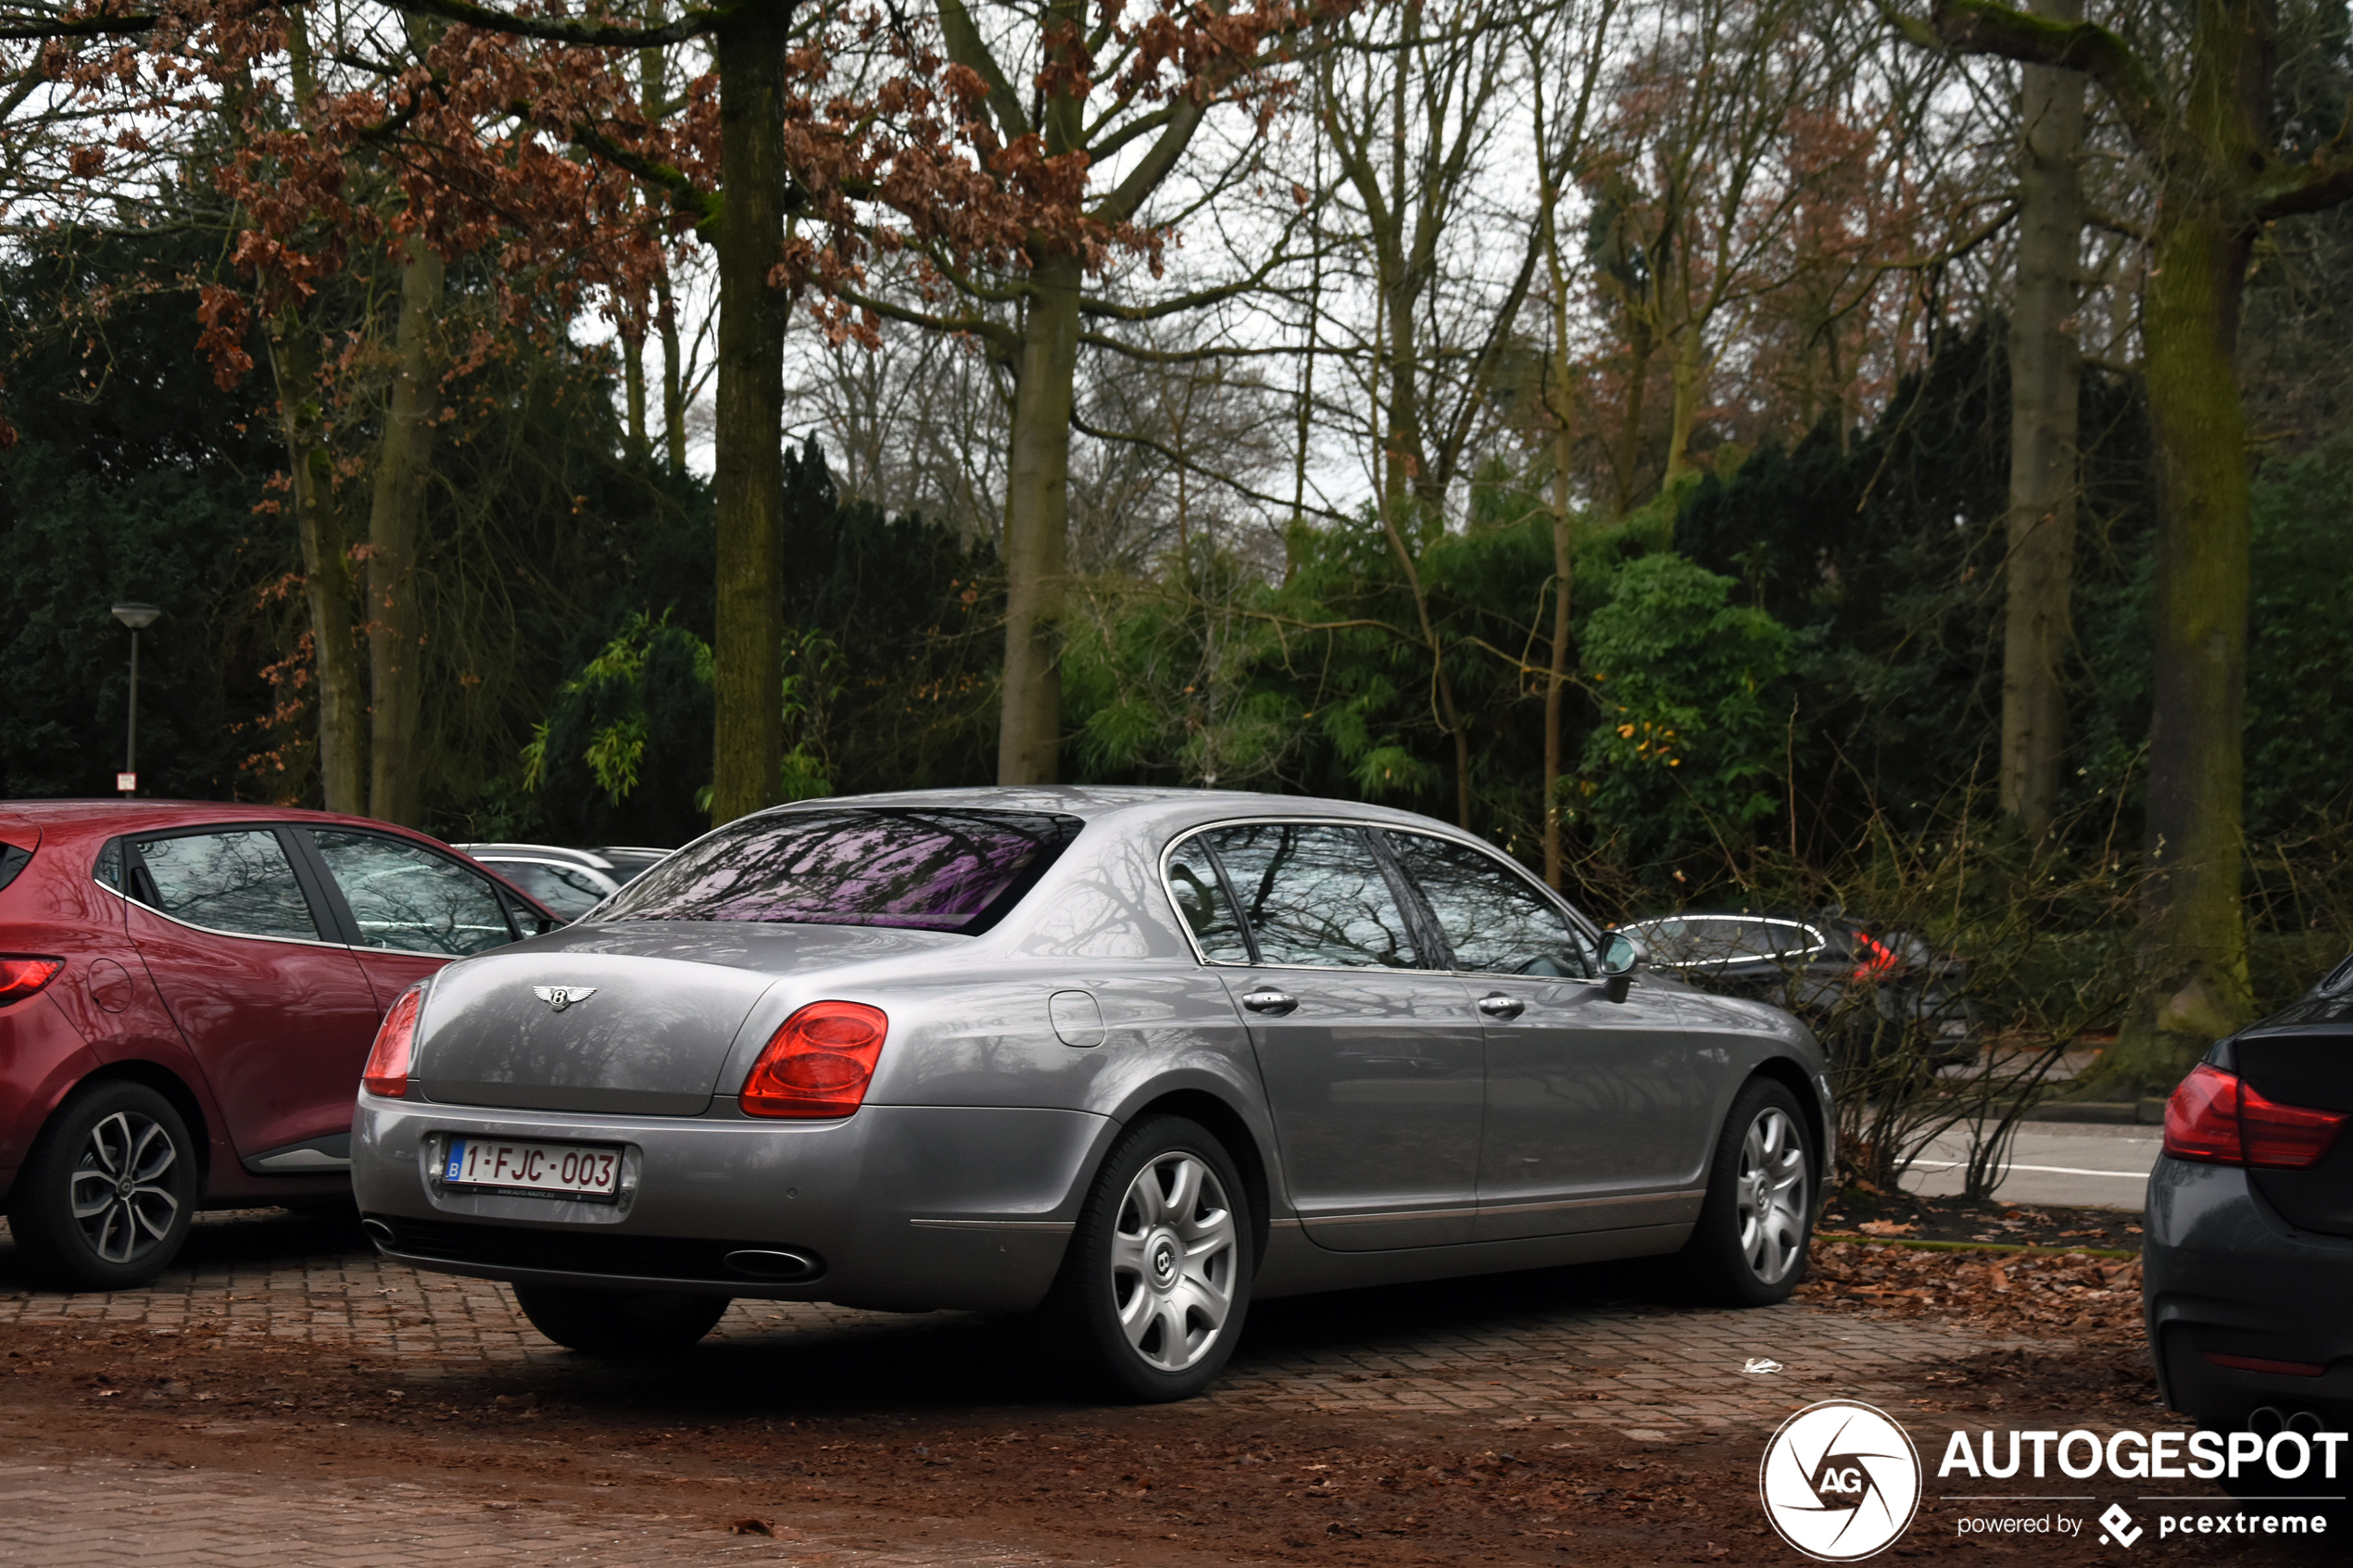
[353,788,1831,1400]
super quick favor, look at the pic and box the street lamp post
[110,603,160,796]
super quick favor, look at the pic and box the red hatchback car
[0,801,554,1289]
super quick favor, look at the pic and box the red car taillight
[362,986,424,1098]
[1849,931,1900,981]
[740,1001,888,1118]
[2164,1061,2347,1170]
[0,956,64,1008]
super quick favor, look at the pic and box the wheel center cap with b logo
[1151,1237,1177,1286]
[1758,1399,1922,1561]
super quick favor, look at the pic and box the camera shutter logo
[1758,1399,1923,1561]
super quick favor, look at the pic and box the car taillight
[2163,1063,2242,1163]
[741,1001,888,1118]
[1849,931,1900,981]
[362,986,424,1099]
[0,956,65,1008]
[2164,1062,2347,1170]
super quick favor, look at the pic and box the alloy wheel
[1109,1150,1237,1373]
[1735,1106,1808,1285]
[68,1110,182,1266]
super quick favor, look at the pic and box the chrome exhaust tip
[2247,1406,2286,1437]
[724,1248,823,1283]
[359,1217,396,1250]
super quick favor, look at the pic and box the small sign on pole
[116,771,137,794]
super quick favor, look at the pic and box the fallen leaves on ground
[1796,1239,2143,1343]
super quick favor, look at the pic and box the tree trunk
[1999,0,2085,838]
[996,254,1081,784]
[2100,200,2259,1094]
[622,301,649,462]
[656,264,686,474]
[267,318,365,812]
[363,232,447,827]
[1544,428,1575,890]
[1659,325,1706,494]
[706,6,789,822]
[1609,332,1653,517]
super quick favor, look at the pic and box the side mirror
[1599,931,1649,1004]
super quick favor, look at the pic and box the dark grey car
[351,788,1833,1399]
[2145,969,2353,1453]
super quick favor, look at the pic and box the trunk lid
[2231,1008,2353,1238]
[413,922,956,1116]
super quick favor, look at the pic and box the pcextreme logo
[1759,1399,1925,1562]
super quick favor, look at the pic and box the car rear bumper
[351,1094,1112,1312]
[2144,1155,2353,1431]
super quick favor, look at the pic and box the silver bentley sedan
[351,788,1831,1400]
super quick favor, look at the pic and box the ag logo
[1759,1399,1922,1562]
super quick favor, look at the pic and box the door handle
[1477,993,1526,1021]
[1240,989,1298,1015]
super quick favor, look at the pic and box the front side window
[313,832,514,956]
[1384,832,1595,979]
[1202,822,1419,970]
[493,861,610,921]
[593,808,1082,934]
[132,830,321,942]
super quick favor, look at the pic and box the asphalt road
[1902,1121,2161,1211]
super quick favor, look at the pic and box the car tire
[6,1079,200,1291]
[511,1284,729,1358]
[1673,1077,1815,1307]
[1036,1115,1252,1403]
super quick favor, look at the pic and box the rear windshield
[591,808,1083,935]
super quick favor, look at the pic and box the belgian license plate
[444,1137,621,1199]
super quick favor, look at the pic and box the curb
[1816,1234,2139,1261]
[2021,1099,2167,1125]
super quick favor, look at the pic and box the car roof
[730,784,1484,839]
[451,843,617,870]
[0,798,417,842]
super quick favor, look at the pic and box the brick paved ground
[0,1209,2044,1566]
[0,1448,1069,1567]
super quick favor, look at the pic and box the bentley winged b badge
[533,985,598,1012]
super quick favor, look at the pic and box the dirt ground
[1,1202,2333,1566]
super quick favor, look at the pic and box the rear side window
[0,841,30,897]
[131,830,323,942]
[1165,840,1251,962]
[595,809,1082,935]
[1200,822,1420,970]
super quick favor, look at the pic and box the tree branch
[378,0,719,48]
[0,9,155,40]
[1900,1,2173,162]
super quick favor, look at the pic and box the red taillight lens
[0,956,65,1008]
[362,986,424,1099]
[1849,931,1900,982]
[2242,1080,2348,1169]
[2164,1062,2348,1170]
[2164,1063,2244,1164]
[741,1001,888,1118]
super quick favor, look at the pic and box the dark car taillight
[0,955,64,1008]
[362,986,424,1098]
[2164,1062,2347,1170]
[740,1001,888,1118]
